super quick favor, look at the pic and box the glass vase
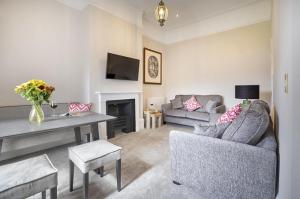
[29,103,45,123]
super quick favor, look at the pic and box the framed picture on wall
[143,48,162,84]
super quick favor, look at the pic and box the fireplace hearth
[106,99,135,139]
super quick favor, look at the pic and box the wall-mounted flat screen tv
[106,53,140,81]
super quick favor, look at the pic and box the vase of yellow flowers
[15,80,55,123]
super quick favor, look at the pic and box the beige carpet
[28,124,204,199]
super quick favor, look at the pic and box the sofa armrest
[211,104,226,113]
[169,130,276,199]
[161,103,172,113]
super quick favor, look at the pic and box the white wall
[164,22,272,108]
[142,36,166,109]
[272,0,300,198]
[0,0,143,152]
[291,0,300,196]
[86,5,143,112]
[0,0,86,106]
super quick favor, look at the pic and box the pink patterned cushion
[69,102,92,113]
[183,96,203,112]
[217,104,242,124]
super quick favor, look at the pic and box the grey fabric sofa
[169,100,277,199]
[162,95,226,126]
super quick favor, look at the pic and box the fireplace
[95,91,143,139]
[106,99,135,139]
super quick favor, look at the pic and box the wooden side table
[144,110,162,129]
[150,112,162,129]
[144,110,151,129]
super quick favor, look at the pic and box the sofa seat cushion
[186,112,209,121]
[165,109,187,117]
[0,154,57,199]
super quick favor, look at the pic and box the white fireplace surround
[95,91,144,139]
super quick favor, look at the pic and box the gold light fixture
[155,0,168,27]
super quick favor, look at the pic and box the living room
[0,0,299,199]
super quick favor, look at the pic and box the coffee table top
[144,109,161,114]
[150,112,162,117]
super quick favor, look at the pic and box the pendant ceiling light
[155,0,168,27]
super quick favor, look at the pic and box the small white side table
[144,110,162,129]
[150,112,162,129]
[144,110,151,129]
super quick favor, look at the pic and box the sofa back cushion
[221,100,270,145]
[170,97,183,109]
[205,100,218,113]
[193,123,230,138]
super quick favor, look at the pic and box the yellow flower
[15,79,55,103]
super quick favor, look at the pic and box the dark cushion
[205,100,218,113]
[165,109,186,117]
[193,123,230,138]
[170,97,183,109]
[186,112,209,121]
[221,101,270,145]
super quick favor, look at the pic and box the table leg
[90,123,103,175]
[158,116,162,127]
[0,139,3,153]
[99,165,104,177]
[151,115,155,129]
[146,114,150,129]
[69,160,74,192]
[116,159,122,191]
[83,173,89,199]
[50,187,57,199]
[74,127,81,145]
[41,191,46,199]
[91,123,99,141]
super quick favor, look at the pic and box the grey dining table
[0,112,115,157]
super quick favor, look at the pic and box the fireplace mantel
[95,91,143,94]
[95,91,144,139]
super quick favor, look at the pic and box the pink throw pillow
[69,102,92,113]
[183,96,203,112]
[217,104,242,124]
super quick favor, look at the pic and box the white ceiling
[58,0,271,43]
[125,0,264,30]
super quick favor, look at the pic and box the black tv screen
[106,53,140,81]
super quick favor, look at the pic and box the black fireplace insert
[106,99,135,139]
